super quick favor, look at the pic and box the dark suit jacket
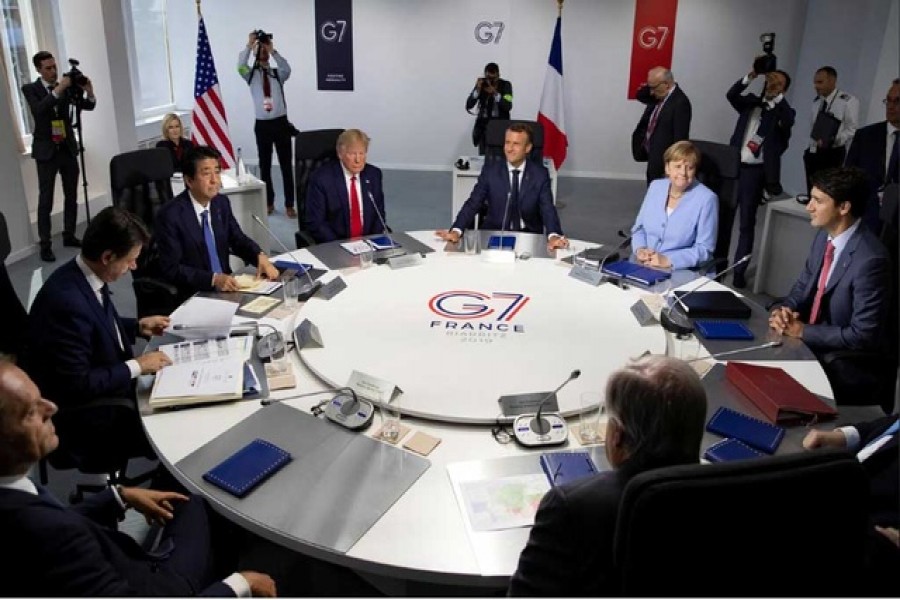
[26,258,136,409]
[155,191,262,300]
[0,487,232,596]
[855,415,899,527]
[845,121,892,231]
[466,78,513,148]
[156,138,195,172]
[727,78,795,194]
[509,466,640,596]
[632,84,692,181]
[783,224,890,352]
[450,159,563,235]
[304,162,387,243]
[21,78,96,161]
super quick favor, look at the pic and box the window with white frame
[128,0,175,117]
[0,0,40,146]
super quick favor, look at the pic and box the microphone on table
[513,369,581,447]
[660,254,751,336]
[261,385,374,430]
[595,226,643,279]
[685,339,783,363]
[365,182,406,260]
[252,214,321,301]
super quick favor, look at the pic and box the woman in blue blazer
[631,141,718,270]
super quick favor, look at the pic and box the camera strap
[248,64,289,110]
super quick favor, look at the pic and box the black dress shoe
[40,247,56,262]
[62,235,82,248]
[733,273,746,289]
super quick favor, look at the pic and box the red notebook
[725,362,838,425]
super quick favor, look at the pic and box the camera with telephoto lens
[753,33,777,74]
[254,29,273,45]
[62,58,89,103]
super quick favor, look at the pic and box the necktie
[201,210,223,274]
[349,176,363,238]
[886,131,899,184]
[809,240,835,325]
[643,102,663,150]
[818,96,828,114]
[510,169,521,231]
[262,68,271,98]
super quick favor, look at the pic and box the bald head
[647,67,675,99]
[0,362,58,476]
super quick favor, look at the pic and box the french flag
[537,15,568,170]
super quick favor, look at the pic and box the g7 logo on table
[428,291,528,339]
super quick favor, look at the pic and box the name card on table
[347,370,403,403]
[315,276,347,300]
[388,253,424,270]
[568,263,604,286]
[294,319,324,350]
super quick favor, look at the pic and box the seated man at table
[0,361,277,596]
[435,123,568,252]
[155,145,279,303]
[508,355,707,596]
[304,128,389,243]
[768,167,891,401]
[25,207,172,461]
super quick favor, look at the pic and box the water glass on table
[359,247,375,269]
[463,229,479,255]
[578,391,604,445]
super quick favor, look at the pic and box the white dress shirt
[809,88,860,152]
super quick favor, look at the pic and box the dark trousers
[803,146,845,194]
[254,116,295,208]
[36,147,79,247]
[733,164,766,278]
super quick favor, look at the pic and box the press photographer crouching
[21,51,96,262]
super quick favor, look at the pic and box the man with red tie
[769,167,890,403]
[304,129,389,244]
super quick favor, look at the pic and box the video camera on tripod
[62,58,90,104]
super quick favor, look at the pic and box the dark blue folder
[539,451,599,487]
[273,260,313,274]
[368,235,401,250]
[487,235,516,250]
[601,260,671,286]
[704,438,765,462]
[202,438,291,498]
[695,320,754,340]
[706,406,785,454]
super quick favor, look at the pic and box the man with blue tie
[436,123,568,252]
[26,207,172,462]
[769,167,890,403]
[304,129,389,244]
[155,145,279,303]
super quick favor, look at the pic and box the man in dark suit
[631,66,692,183]
[844,78,900,232]
[26,207,172,461]
[769,167,890,400]
[304,129,389,244]
[436,123,568,252]
[466,62,513,155]
[508,356,707,596]
[727,66,795,288]
[22,51,96,262]
[0,361,277,596]
[155,145,279,303]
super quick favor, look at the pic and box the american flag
[191,15,235,168]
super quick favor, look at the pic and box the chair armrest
[133,276,178,296]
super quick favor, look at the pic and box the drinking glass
[380,397,402,442]
[578,392,604,444]
[463,229,479,254]
[359,247,374,269]
[282,276,302,310]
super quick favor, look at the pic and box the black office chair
[109,147,179,318]
[483,119,545,165]
[614,449,869,596]
[0,211,27,359]
[294,128,343,248]
[690,139,740,276]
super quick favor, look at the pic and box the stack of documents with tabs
[149,337,253,409]
[166,296,238,340]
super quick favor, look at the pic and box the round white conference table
[139,231,836,589]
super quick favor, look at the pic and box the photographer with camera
[22,51,95,262]
[466,62,513,155]
[237,29,297,218]
[725,44,795,289]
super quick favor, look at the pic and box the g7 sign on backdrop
[315,0,354,91]
[627,0,678,99]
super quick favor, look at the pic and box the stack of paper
[166,297,238,340]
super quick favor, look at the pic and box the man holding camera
[238,30,296,218]
[803,66,859,193]
[466,62,513,155]
[22,51,96,262]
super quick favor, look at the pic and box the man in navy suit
[26,207,172,461]
[770,168,890,399]
[844,78,900,232]
[0,362,276,596]
[304,129,389,243]
[436,123,568,251]
[509,356,707,596]
[21,51,96,262]
[155,146,279,303]
[727,66,795,288]
[631,66,692,183]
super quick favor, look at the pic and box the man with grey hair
[509,355,708,596]
[632,66,693,183]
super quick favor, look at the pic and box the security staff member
[803,66,859,192]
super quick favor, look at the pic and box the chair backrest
[690,139,740,268]
[109,147,175,232]
[295,128,343,217]
[484,119,545,164]
[0,211,27,357]
[613,449,869,596]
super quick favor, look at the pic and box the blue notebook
[487,235,516,250]
[273,260,313,274]
[539,451,600,487]
[695,320,754,340]
[704,438,765,463]
[601,260,671,286]
[367,235,401,250]
[706,406,785,454]
[202,439,291,498]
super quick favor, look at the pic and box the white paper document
[150,356,245,407]
[339,240,372,255]
[166,297,238,340]
[457,474,549,532]
[157,337,252,365]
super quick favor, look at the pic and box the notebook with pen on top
[539,451,600,487]
[673,290,751,319]
[487,235,516,250]
[367,235,402,250]
[601,260,671,286]
[706,406,785,454]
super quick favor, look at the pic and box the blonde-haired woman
[155,113,194,173]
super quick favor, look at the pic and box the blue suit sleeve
[305,169,340,243]
[451,170,491,231]
[665,189,718,270]
[536,170,563,236]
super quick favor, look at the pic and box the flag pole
[557,0,564,16]
[196,0,201,17]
